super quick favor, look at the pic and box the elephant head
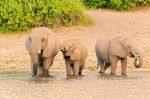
[110,37,143,68]
[26,27,55,56]
[61,40,80,61]
[61,41,75,58]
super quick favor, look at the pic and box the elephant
[25,27,61,77]
[95,36,143,76]
[61,39,88,77]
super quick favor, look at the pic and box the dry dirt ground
[0,8,150,99]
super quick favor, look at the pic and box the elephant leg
[38,65,43,76]
[65,60,71,76]
[38,55,44,76]
[99,62,105,74]
[97,56,105,74]
[30,54,39,77]
[40,57,53,77]
[121,58,127,76]
[32,64,38,77]
[42,68,49,77]
[110,57,118,75]
[73,61,80,76]
[39,67,49,77]
[79,63,85,75]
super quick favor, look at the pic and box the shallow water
[0,70,150,99]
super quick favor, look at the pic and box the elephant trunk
[30,36,41,54]
[30,53,39,76]
[134,54,143,68]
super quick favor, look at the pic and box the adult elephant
[25,27,61,77]
[95,36,143,76]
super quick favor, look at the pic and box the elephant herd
[25,27,143,77]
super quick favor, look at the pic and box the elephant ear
[70,44,81,61]
[43,35,55,57]
[110,38,128,58]
[25,36,31,54]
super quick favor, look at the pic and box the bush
[83,0,150,11]
[0,0,91,32]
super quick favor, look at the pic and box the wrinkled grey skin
[61,39,88,77]
[95,37,143,76]
[25,27,61,77]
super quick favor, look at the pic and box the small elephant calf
[61,39,88,76]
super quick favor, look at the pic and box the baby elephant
[61,39,88,76]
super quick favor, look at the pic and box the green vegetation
[0,0,92,32]
[83,0,150,11]
[1,0,149,32]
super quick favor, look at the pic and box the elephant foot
[67,73,72,77]
[43,72,50,77]
[121,73,127,77]
[79,72,84,77]
[110,72,116,76]
[66,76,71,80]
[38,74,50,77]
[66,75,74,79]
[38,72,49,77]
[31,72,38,77]
[99,71,105,74]
[66,75,79,79]
[32,75,37,77]
[38,71,49,77]
[79,72,82,75]
[73,75,79,79]
[38,68,49,77]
